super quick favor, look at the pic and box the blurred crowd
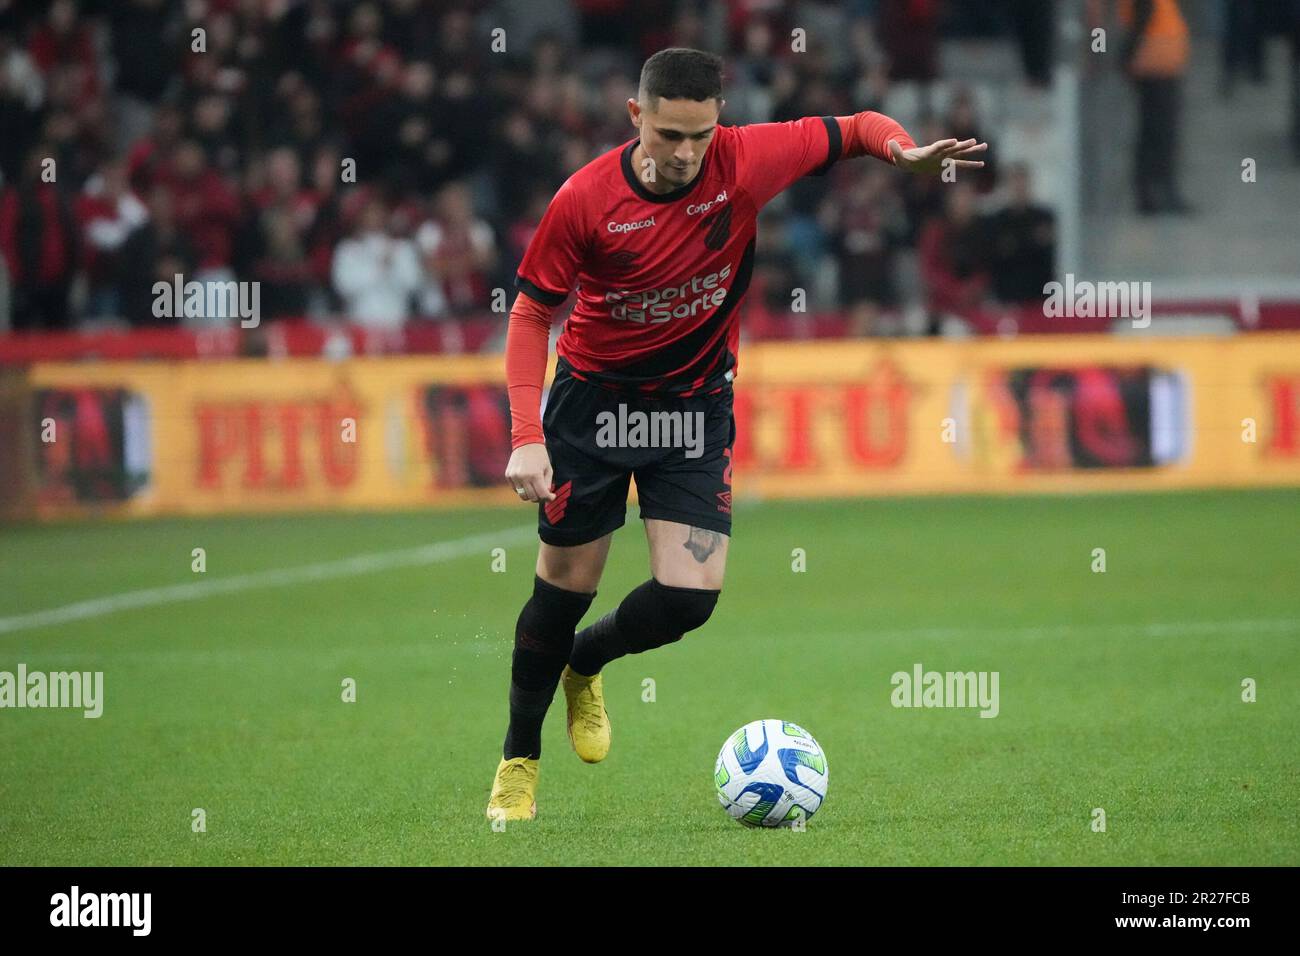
[0,0,1061,339]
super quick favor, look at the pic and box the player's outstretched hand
[888,137,987,176]
[505,442,556,503]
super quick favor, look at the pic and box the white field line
[2,523,1295,642]
[0,525,537,636]
[809,619,1299,641]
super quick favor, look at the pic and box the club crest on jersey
[700,205,733,250]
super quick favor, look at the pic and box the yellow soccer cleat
[562,665,611,763]
[485,757,539,822]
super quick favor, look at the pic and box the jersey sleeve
[505,290,555,449]
[513,178,590,307]
[731,115,843,209]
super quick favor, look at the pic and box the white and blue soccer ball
[714,719,829,827]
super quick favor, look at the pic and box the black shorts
[538,363,735,547]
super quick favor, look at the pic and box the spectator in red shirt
[945,87,998,194]
[303,144,348,303]
[0,147,79,330]
[76,160,148,320]
[918,182,990,321]
[831,166,908,336]
[116,184,198,327]
[159,140,242,273]
[878,0,940,85]
[503,188,553,292]
[415,182,497,317]
[983,163,1056,305]
[125,104,185,194]
[239,148,321,319]
[27,0,98,101]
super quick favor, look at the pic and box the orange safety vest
[1118,0,1189,77]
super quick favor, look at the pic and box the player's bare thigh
[535,532,614,593]
[644,518,728,590]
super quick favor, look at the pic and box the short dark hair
[638,48,723,110]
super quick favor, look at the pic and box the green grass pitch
[1,489,1297,866]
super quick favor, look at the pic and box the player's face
[631,96,723,188]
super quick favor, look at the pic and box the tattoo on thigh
[684,526,723,563]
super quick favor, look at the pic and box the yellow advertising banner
[10,333,1300,519]
[733,333,1300,496]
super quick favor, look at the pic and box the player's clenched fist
[505,442,556,503]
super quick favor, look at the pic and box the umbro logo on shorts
[545,480,573,524]
[716,490,732,514]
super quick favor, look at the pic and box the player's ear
[627,98,640,126]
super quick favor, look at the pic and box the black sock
[502,576,595,760]
[568,608,626,678]
[570,578,719,676]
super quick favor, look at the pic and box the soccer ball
[714,719,829,827]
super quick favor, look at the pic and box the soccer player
[487,48,986,820]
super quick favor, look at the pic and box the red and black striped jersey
[514,116,847,396]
